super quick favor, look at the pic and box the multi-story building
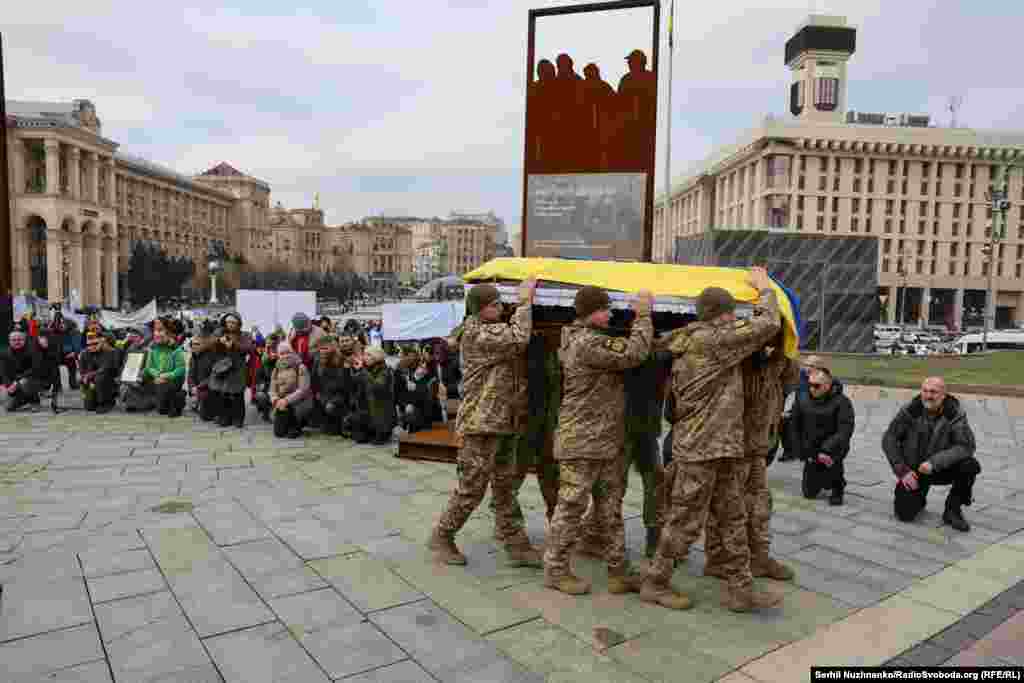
[403,217,499,284]
[3,99,412,306]
[653,15,1024,331]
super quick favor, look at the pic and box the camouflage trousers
[647,458,753,589]
[437,434,530,547]
[488,433,560,526]
[543,457,628,576]
[581,433,663,542]
[704,454,773,565]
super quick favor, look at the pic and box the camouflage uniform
[544,313,653,580]
[704,351,800,573]
[646,289,781,594]
[434,300,533,551]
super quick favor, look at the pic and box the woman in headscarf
[269,341,313,438]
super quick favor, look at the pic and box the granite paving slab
[204,621,331,683]
[222,537,327,599]
[309,552,425,613]
[0,624,105,679]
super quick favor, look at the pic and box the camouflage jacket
[454,304,532,435]
[554,314,653,460]
[664,289,781,462]
[742,353,800,457]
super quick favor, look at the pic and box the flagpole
[662,0,674,263]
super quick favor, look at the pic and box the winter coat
[663,289,781,463]
[79,348,120,383]
[269,355,312,408]
[786,381,855,462]
[882,395,976,477]
[554,314,652,461]
[207,333,253,394]
[143,342,187,385]
[355,363,398,434]
[743,352,801,457]
[188,336,218,389]
[455,304,532,436]
[1,346,50,385]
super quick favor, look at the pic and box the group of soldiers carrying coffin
[429,268,793,612]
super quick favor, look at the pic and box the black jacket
[882,395,976,477]
[188,350,218,389]
[786,382,855,462]
[1,345,52,385]
[79,348,121,381]
[314,362,355,404]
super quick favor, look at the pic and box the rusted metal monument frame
[520,0,661,263]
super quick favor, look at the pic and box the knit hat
[364,346,386,364]
[466,284,500,315]
[574,286,611,319]
[696,287,736,322]
[292,312,311,332]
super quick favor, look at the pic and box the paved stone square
[1,386,1023,682]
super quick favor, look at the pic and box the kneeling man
[882,377,980,532]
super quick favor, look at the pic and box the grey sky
[5,1,1022,235]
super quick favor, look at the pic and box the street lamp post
[983,165,1013,352]
[208,259,222,305]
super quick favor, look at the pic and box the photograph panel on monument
[522,0,659,261]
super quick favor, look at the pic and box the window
[820,156,829,172]
[902,180,908,194]
[920,201,928,215]
[1018,245,1023,259]
[918,221,926,235]
[900,200,907,216]
[854,158,863,174]
[922,162,931,177]
[916,260,923,274]
[955,163,964,179]
[889,160,898,175]
[851,217,859,232]
[796,214,804,230]
[800,157,807,171]
[797,195,805,210]
[818,197,826,211]
[834,157,841,173]
[937,182,942,196]
[831,216,838,232]
[866,218,873,233]
[982,262,989,276]
[903,161,910,177]
[1018,264,1023,279]
[951,243,960,257]
[832,197,840,212]
[950,262,957,276]
[967,223,973,237]
[917,240,925,255]
[870,159,876,175]
[816,216,824,231]
[887,180,896,193]
[964,262,969,276]
[998,262,1004,277]
[798,176,806,190]
[899,220,906,234]
[930,261,936,275]
[954,184,962,198]
[818,176,827,191]
[884,239,892,253]
[970,164,976,180]
[852,198,861,213]
[833,177,840,192]
[933,222,939,236]
[882,258,890,272]
[886,200,894,215]
[885,219,892,233]
[966,243,972,258]
[853,178,862,192]
[868,178,875,193]
[953,204,960,218]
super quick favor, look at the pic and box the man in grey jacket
[882,377,980,532]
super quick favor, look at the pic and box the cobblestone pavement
[1,385,1023,682]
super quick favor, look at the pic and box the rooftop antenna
[948,95,963,128]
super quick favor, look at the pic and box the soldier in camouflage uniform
[428,278,542,567]
[543,286,653,596]
[703,333,800,582]
[641,267,784,612]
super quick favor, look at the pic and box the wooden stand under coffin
[395,422,460,464]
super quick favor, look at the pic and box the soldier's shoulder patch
[603,337,627,353]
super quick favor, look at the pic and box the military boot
[943,496,970,532]
[644,527,661,559]
[723,584,783,612]
[607,568,644,595]
[750,555,795,581]
[544,570,591,595]
[505,543,543,568]
[426,528,467,565]
[639,579,692,610]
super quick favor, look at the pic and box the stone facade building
[408,218,498,285]
[653,15,1024,331]
[4,100,417,306]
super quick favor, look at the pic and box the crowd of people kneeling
[1,310,462,443]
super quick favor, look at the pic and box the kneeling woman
[208,312,253,428]
[270,342,314,438]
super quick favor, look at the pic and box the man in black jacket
[882,377,980,532]
[79,331,120,413]
[787,368,855,506]
[1,329,52,411]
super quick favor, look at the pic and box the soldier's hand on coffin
[749,266,772,292]
[519,276,538,304]
[632,290,653,317]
